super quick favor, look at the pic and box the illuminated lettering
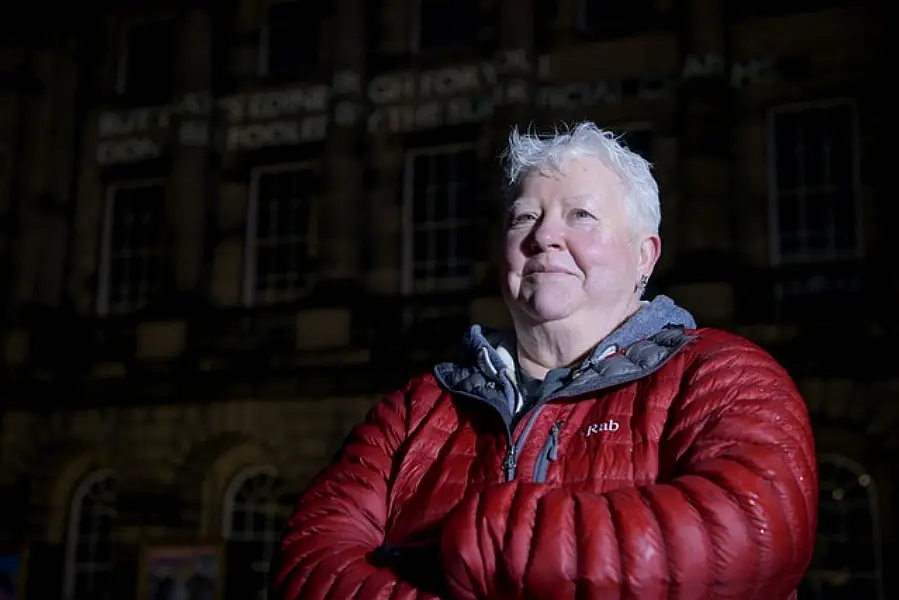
[730,58,777,88]
[96,138,161,165]
[91,51,785,159]
[682,53,726,79]
[247,87,330,119]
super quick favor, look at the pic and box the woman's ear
[637,233,661,275]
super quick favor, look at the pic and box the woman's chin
[523,298,580,324]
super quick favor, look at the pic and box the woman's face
[502,155,659,327]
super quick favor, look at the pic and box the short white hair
[500,121,661,236]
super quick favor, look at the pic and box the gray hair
[500,121,661,236]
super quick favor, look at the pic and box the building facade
[0,0,894,598]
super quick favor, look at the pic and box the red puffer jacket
[271,319,817,599]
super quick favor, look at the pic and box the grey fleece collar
[467,294,695,371]
[434,295,697,421]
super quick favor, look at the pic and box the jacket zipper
[435,331,695,485]
[533,422,562,483]
[501,404,547,481]
[502,445,518,481]
[502,367,584,482]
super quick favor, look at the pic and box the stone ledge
[136,320,186,361]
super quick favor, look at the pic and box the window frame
[96,179,166,317]
[221,465,289,600]
[242,162,319,307]
[401,143,479,296]
[63,469,116,600]
[766,98,863,266]
[804,453,886,599]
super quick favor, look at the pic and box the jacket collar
[433,295,697,419]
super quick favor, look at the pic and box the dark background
[0,0,892,599]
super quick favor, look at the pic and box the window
[222,466,292,600]
[64,470,116,600]
[803,454,885,599]
[414,0,480,53]
[244,165,317,305]
[577,0,655,30]
[117,19,175,100]
[259,1,321,76]
[403,146,477,294]
[769,101,860,264]
[98,182,164,316]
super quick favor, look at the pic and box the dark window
[120,19,175,101]
[249,167,316,304]
[101,183,164,315]
[804,455,885,599]
[64,472,116,600]
[405,147,477,293]
[222,468,292,600]
[770,101,859,263]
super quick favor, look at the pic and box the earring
[636,273,650,294]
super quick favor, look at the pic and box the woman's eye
[511,213,536,224]
[572,209,594,219]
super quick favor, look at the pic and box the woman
[270,122,818,599]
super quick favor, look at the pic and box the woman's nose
[528,217,566,252]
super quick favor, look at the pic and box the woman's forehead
[519,158,622,193]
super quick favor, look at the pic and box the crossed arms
[269,345,817,600]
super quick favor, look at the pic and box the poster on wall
[0,551,27,600]
[138,544,221,600]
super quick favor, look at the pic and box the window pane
[804,192,831,248]
[829,106,854,186]
[806,456,883,598]
[832,191,857,253]
[770,102,858,262]
[801,109,826,187]
[406,148,477,292]
[231,508,247,535]
[777,192,801,235]
[106,184,163,314]
[253,169,316,303]
[223,470,292,600]
[224,470,290,541]
[67,474,116,600]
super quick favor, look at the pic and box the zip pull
[548,422,562,461]
[502,445,518,481]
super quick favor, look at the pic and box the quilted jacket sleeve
[269,377,445,600]
[439,337,818,600]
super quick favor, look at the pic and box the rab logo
[585,419,620,437]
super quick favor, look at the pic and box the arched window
[63,470,116,600]
[804,454,885,599]
[222,465,292,600]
